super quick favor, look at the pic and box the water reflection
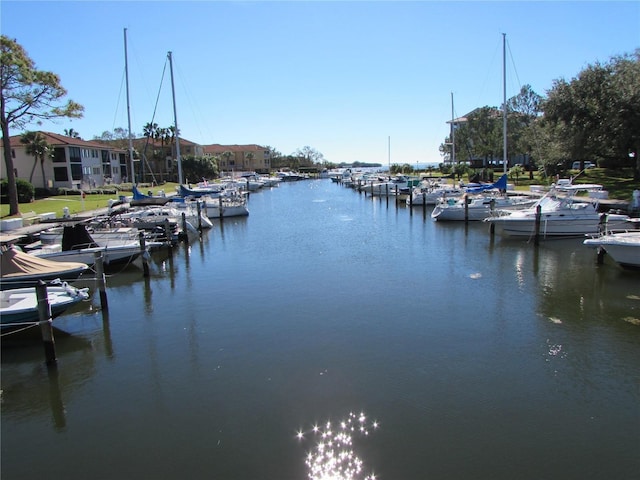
[297,412,380,480]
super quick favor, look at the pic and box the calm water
[2,179,639,479]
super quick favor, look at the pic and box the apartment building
[1,132,127,190]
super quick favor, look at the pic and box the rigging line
[473,37,502,110]
[506,39,523,94]
[112,68,127,132]
[175,56,215,144]
[504,37,548,176]
[140,57,170,185]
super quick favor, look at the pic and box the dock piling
[94,252,109,311]
[139,232,150,277]
[36,281,57,365]
[534,205,542,245]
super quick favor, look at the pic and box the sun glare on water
[296,411,380,480]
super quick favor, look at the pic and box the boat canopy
[465,174,507,194]
[0,247,87,279]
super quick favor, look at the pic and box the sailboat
[408,92,464,206]
[432,34,533,221]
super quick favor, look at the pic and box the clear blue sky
[2,1,638,166]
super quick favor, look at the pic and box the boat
[27,224,149,266]
[239,173,265,191]
[431,175,534,221]
[484,185,631,238]
[119,203,212,230]
[130,185,172,206]
[258,175,281,188]
[432,193,535,221]
[329,168,353,184]
[196,191,249,218]
[359,174,412,196]
[410,93,464,206]
[178,183,223,198]
[1,246,89,290]
[583,225,640,269]
[434,34,551,222]
[39,224,144,247]
[0,281,90,326]
[407,180,465,206]
[276,171,307,182]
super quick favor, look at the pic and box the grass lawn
[1,183,180,219]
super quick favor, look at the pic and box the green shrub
[0,179,35,203]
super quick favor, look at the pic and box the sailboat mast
[502,33,507,175]
[451,92,455,165]
[168,51,183,185]
[124,28,135,184]
[388,136,391,171]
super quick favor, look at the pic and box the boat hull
[584,231,640,268]
[30,244,145,266]
[490,213,631,238]
[0,284,90,325]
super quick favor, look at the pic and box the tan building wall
[202,144,271,173]
[1,132,126,189]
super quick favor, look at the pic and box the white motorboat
[1,281,89,326]
[26,224,151,266]
[39,225,143,247]
[258,175,281,187]
[239,174,265,191]
[485,185,631,238]
[584,227,640,268]
[28,243,146,266]
[359,175,410,196]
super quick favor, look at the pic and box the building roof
[7,131,117,150]
[202,144,266,155]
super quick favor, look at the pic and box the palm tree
[64,128,81,139]
[143,122,159,140]
[21,131,49,188]
[245,151,255,170]
[222,150,233,172]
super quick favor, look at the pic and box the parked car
[572,161,595,169]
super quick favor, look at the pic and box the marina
[1,178,639,479]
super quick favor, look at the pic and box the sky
[2,1,638,167]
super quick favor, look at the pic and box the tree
[245,151,254,169]
[222,150,233,169]
[508,164,525,185]
[64,128,80,138]
[466,107,503,166]
[181,155,218,183]
[296,145,324,165]
[20,131,49,187]
[542,50,640,177]
[1,35,84,215]
[93,127,133,149]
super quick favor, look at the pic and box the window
[54,167,69,181]
[82,166,92,175]
[52,148,66,163]
[70,164,82,180]
[69,147,81,163]
[92,167,101,175]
